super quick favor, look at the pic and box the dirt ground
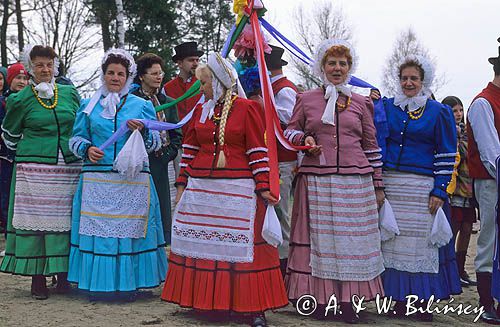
[0,224,486,327]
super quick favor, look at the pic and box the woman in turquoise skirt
[68,48,167,300]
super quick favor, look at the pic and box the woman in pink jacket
[284,39,385,324]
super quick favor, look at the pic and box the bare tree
[115,0,124,48]
[291,1,352,89]
[381,27,446,97]
[25,0,101,89]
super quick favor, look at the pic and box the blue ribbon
[99,109,195,151]
[222,25,237,58]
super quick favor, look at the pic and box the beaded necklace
[32,84,58,110]
[407,104,426,120]
[336,96,352,111]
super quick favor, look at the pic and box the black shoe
[340,302,360,324]
[480,308,500,325]
[460,277,471,287]
[461,272,477,286]
[250,314,267,327]
[31,275,48,300]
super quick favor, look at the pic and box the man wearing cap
[265,45,299,276]
[467,37,500,324]
[0,62,28,237]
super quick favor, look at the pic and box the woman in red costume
[161,52,288,327]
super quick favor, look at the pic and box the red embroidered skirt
[161,196,289,313]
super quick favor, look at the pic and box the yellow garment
[233,0,247,24]
[447,151,460,195]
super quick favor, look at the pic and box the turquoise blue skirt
[67,174,168,292]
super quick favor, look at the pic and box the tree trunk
[1,0,10,66]
[15,0,23,54]
[115,0,124,48]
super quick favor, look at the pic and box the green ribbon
[155,80,201,112]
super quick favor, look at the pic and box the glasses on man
[146,71,165,78]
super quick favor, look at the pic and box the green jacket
[1,83,81,164]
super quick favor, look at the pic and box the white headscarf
[393,54,435,112]
[199,52,246,123]
[83,48,137,119]
[312,39,358,126]
[22,44,61,99]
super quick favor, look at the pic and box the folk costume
[67,49,167,294]
[471,37,500,322]
[284,40,385,313]
[265,45,298,267]
[132,87,182,245]
[379,55,461,303]
[0,46,81,296]
[161,53,288,315]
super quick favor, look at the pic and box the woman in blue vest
[372,55,461,321]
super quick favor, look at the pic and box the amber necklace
[212,95,238,123]
[336,96,352,111]
[407,104,426,120]
[32,84,58,110]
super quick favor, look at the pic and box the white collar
[31,78,56,99]
[394,88,431,112]
[270,74,285,83]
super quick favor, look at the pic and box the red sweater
[467,82,500,179]
[164,76,202,136]
[176,98,270,193]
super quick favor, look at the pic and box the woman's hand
[305,136,322,156]
[261,191,279,205]
[429,195,444,215]
[369,89,381,100]
[375,189,385,209]
[127,119,144,131]
[87,146,104,163]
[175,186,185,205]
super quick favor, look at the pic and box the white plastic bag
[113,129,148,179]
[379,199,400,242]
[428,207,453,248]
[262,205,283,247]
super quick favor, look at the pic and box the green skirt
[0,163,70,276]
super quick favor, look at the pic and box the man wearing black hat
[467,37,500,324]
[164,41,204,132]
[265,45,299,276]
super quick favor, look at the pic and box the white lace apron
[12,152,82,232]
[381,170,439,273]
[171,178,257,263]
[79,172,150,239]
[307,174,384,281]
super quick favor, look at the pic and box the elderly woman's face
[32,56,54,83]
[323,55,350,85]
[199,72,213,100]
[141,63,163,90]
[104,63,127,93]
[400,66,423,98]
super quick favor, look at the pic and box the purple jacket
[285,87,383,187]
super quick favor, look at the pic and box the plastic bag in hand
[113,129,148,178]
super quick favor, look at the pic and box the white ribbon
[32,79,55,99]
[83,86,128,119]
[394,88,431,112]
[200,99,216,123]
[321,81,352,126]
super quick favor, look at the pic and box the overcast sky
[263,0,499,107]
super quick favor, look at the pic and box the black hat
[488,37,500,65]
[265,45,288,70]
[172,42,204,62]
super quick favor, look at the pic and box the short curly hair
[399,60,425,81]
[321,45,353,69]
[102,54,130,78]
[136,53,165,78]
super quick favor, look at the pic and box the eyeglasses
[146,71,165,78]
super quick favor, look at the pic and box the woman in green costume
[0,45,81,299]
[131,53,182,245]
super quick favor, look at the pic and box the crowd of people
[0,35,499,327]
